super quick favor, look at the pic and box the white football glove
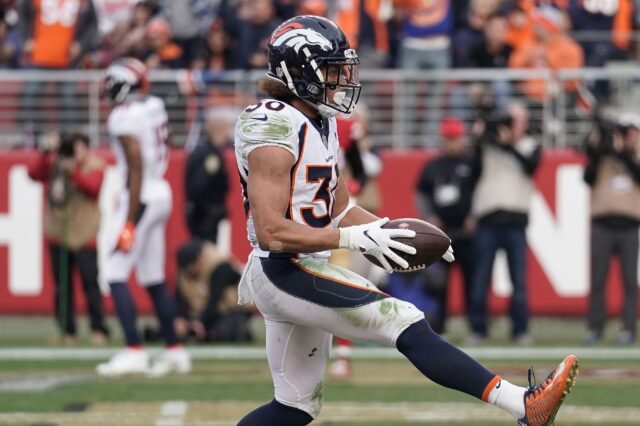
[442,245,455,263]
[339,217,416,273]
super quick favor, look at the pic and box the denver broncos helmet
[104,57,149,103]
[266,15,361,117]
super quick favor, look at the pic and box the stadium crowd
[0,0,638,72]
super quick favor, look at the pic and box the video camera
[586,110,623,154]
[57,135,76,158]
[473,98,513,144]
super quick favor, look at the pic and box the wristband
[333,201,356,227]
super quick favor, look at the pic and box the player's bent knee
[275,382,324,419]
[379,298,426,346]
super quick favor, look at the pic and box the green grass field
[0,316,638,425]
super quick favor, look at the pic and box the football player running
[96,58,191,377]
[235,16,577,426]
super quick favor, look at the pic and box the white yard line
[0,346,639,360]
[154,401,188,426]
[1,401,639,424]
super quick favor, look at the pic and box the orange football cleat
[518,354,579,426]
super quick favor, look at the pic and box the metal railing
[1,67,639,149]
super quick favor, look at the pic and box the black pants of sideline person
[588,222,639,339]
[444,237,474,324]
[49,243,108,337]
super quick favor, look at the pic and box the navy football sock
[146,282,178,346]
[238,399,313,426]
[109,282,141,346]
[396,319,496,400]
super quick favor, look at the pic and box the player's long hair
[257,76,297,102]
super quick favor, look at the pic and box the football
[363,218,451,272]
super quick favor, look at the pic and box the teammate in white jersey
[235,16,577,426]
[96,57,191,377]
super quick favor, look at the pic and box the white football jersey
[235,99,341,260]
[107,95,170,201]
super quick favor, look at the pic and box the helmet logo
[271,28,333,53]
[270,22,304,43]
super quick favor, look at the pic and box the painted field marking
[0,346,639,361]
[155,400,188,426]
[1,401,639,424]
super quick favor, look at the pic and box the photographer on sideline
[467,101,541,345]
[584,112,640,345]
[174,238,252,343]
[28,132,109,345]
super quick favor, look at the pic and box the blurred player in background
[96,57,191,377]
[234,15,577,426]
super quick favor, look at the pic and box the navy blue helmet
[266,15,361,117]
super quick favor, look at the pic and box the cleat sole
[546,357,579,425]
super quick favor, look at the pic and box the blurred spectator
[394,0,454,135]
[184,108,231,243]
[0,7,19,68]
[143,16,186,69]
[503,2,535,50]
[508,6,584,103]
[95,0,157,67]
[93,0,136,38]
[468,13,513,68]
[415,117,480,332]
[296,0,327,16]
[19,0,98,127]
[192,18,232,71]
[221,0,280,69]
[395,0,454,69]
[158,0,215,66]
[468,101,541,344]
[458,13,514,114]
[174,238,251,342]
[503,0,570,50]
[568,0,632,101]
[453,0,502,67]
[116,0,155,58]
[583,112,640,345]
[568,0,633,66]
[333,0,391,67]
[336,104,381,211]
[27,131,109,345]
[19,0,98,69]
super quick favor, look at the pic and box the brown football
[363,218,451,272]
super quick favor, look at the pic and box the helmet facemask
[309,52,361,118]
[275,48,362,118]
[104,58,148,104]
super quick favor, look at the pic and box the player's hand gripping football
[116,221,135,252]
[339,217,416,273]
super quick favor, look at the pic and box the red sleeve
[27,151,53,182]
[336,116,354,150]
[70,167,103,200]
